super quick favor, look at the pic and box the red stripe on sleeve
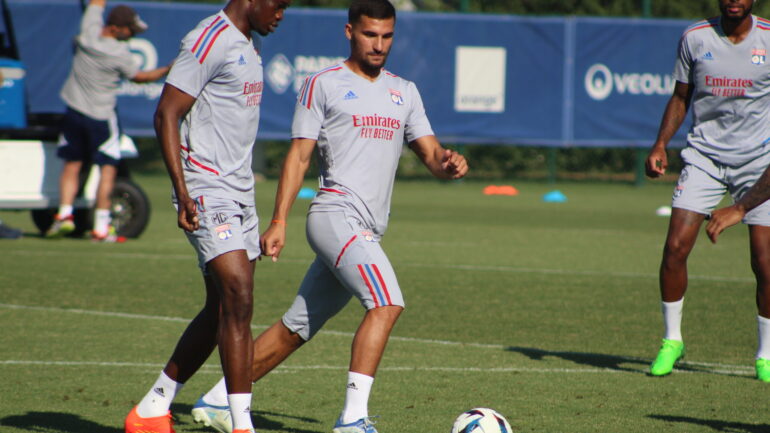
[192,16,221,53]
[198,24,229,64]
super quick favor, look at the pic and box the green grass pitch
[0,173,767,432]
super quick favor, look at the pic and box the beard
[720,2,753,22]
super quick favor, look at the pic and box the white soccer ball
[451,408,512,433]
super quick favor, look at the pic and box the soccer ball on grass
[451,408,512,433]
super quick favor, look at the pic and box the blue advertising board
[7,0,693,147]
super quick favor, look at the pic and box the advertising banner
[7,0,692,147]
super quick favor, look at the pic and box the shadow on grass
[648,414,770,433]
[0,406,323,433]
[504,346,746,378]
[0,412,122,432]
[173,403,323,433]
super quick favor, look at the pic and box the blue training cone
[542,190,567,203]
[297,187,316,199]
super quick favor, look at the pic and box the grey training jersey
[675,15,770,166]
[167,11,264,205]
[292,63,434,236]
[60,4,139,121]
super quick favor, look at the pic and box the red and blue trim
[757,16,770,30]
[191,15,229,64]
[683,17,719,36]
[357,264,392,307]
[299,66,343,109]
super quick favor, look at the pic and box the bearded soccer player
[189,1,468,432]
[123,1,290,433]
[645,0,770,382]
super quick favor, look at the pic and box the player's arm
[646,81,692,178]
[706,167,770,243]
[131,64,172,83]
[261,137,318,261]
[408,135,468,180]
[89,0,106,7]
[154,83,198,232]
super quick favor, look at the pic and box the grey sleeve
[673,33,693,84]
[405,82,434,143]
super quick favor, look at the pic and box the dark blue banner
[6,0,692,146]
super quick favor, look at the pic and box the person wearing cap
[47,0,170,242]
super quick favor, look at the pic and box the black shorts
[57,107,121,166]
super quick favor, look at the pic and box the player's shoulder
[681,16,720,38]
[382,69,418,91]
[305,63,346,85]
[297,64,346,107]
[183,12,243,64]
[756,16,770,31]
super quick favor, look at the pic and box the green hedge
[131,137,683,183]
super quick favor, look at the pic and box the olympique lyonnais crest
[216,224,233,241]
[752,48,766,65]
[389,88,404,105]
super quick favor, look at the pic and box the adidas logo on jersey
[702,51,714,60]
[344,90,358,100]
[238,55,247,66]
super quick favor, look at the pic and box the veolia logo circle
[127,38,158,71]
[584,63,613,101]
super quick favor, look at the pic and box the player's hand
[441,149,468,179]
[645,145,667,178]
[706,205,745,244]
[177,196,199,232]
[260,222,286,262]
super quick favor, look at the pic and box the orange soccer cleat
[124,406,175,433]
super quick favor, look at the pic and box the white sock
[202,377,229,407]
[662,298,684,341]
[757,315,770,360]
[339,372,374,424]
[94,208,111,235]
[136,371,184,418]
[57,204,73,219]
[228,393,253,431]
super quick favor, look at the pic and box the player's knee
[368,305,403,324]
[662,238,692,264]
[219,277,254,319]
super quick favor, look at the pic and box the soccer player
[190,1,467,432]
[645,0,770,381]
[123,1,290,433]
[47,0,170,242]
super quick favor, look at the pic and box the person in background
[47,0,169,242]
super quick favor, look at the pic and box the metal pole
[642,0,652,17]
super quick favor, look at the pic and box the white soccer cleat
[332,416,378,433]
[191,396,234,433]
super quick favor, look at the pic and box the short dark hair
[348,0,396,24]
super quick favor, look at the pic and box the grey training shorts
[282,211,404,341]
[672,146,770,226]
[178,195,261,270]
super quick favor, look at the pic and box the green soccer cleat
[650,338,685,376]
[756,358,770,382]
[45,215,75,238]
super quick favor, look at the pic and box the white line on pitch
[7,249,754,283]
[0,303,754,374]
